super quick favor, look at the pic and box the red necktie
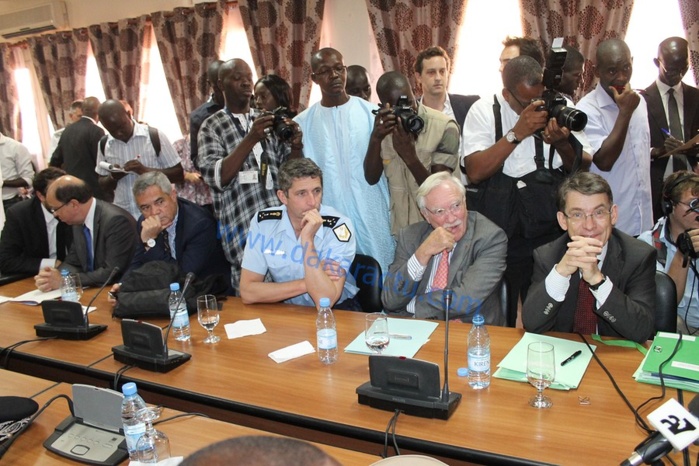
[432,251,449,291]
[573,278,597,334]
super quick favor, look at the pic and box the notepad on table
[10,288,62,305]
[344,318,438,358]
[493,332,596,390]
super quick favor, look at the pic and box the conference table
[0,369,380,464]
[0,278,696,465]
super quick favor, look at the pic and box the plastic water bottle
[468,313,491,389]
[121,382,147,460]
[316,297,338,364]
[168,282,191,341]
[59,269,78,302]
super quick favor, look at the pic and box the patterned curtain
[679,0,699,85]
[365,0,468,94]
[27,29,90,129]
[520,0,634,95]
[238,0,325,111]
[88,16,149,117]
[0,43,19,139]
[151,2,225,135]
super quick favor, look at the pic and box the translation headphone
[661,171,699,216]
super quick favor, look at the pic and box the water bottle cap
[60,269,69,276]
[319,297,330,307]
[170,282,180,291]
[457,367,469,377]
[472,314,485,325]
[121,382,137,396]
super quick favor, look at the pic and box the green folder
[640,332,699,384]
[344,318,438,358]
[493,332,596,390]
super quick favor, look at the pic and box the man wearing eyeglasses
[639,171,699,334]
[523,172,656,343]
[295,48,395,280]
[643,37,699,222]
[34,175,137,291]
[382,172,507,323]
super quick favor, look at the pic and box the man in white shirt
[0,132,34,212]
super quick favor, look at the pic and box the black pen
[561,350,582,366]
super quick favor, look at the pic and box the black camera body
[540,42,587,132]
[373,95,425,135]
[270,106,294,141]
[677,230,699,260]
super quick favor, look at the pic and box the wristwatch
[144,238,156,248]
[505,130,521,144]
[589,276,607,291]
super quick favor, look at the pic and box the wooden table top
[0,369,381,465]
[1,278,695,465]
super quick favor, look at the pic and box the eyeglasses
[506,88,534,110]
[313,65,347,78]
[48,202,69,214]
[424,201,464,219]
[677,198,699,213]
[563,208,612,224]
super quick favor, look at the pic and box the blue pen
[661,128,671,137]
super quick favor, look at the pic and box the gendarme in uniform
[241,204,359,307]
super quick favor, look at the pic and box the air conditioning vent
[0,1,69,40]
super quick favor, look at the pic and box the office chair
[498,278,510,327]
[350,254,383,312]
[654,270,677,333]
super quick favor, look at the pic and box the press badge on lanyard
[232,111,273,189]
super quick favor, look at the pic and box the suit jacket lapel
[682,83,699,141]
[600,233,623,286]
[646,83,669,132]
[32,198,50,257]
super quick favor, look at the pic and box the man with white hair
[382,172,507,323]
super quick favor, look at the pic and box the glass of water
[197,294,220,344]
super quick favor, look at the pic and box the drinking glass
[197,294,220,344]
[526,341,555,408]
[135,406,170,463]
[71,273,83,301]
[365,313,389,354]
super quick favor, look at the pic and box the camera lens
[552,105,587,132]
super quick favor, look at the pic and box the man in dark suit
[523,172,656,343]
[414,46,479,132]
[34,175,137,290]
[49,97,107,200]
[0,168,72,274]
[382,172,507,324]
[644,37,699,221]
[129,171,229,279]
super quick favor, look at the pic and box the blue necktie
[83,225,93,272]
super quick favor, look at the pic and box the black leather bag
[516,167,565,239]
[112,261,228,318]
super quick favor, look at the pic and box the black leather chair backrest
[655,270,677,333]
[350,254,382,312]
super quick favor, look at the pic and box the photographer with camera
[364,71,460,234]
[462,54,592,326]
[639,171,699,334]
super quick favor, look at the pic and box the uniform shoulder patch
[332,223,352,242]
[322,215,340,228]
[257,209,282,221]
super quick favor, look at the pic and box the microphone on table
[619,397,699,466]
[34,266,120,340]
[441,288,453,403]
[112,272,195,373]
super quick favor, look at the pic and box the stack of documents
[634,332,699,393]
[494,332,596,390]
[344,318,438,358]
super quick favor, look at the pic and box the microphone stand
[441,288,453,402]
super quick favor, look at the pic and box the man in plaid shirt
[198,59,303,295]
